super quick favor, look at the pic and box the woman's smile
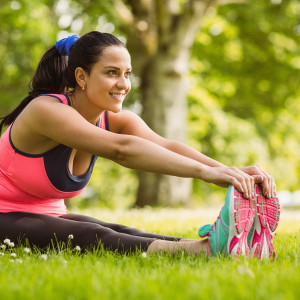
[83,46,132,114]
[109,92,126,102]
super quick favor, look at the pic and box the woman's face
[85,46,132,113]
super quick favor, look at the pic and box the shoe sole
[227,186,255,256]
[250,185,280,259]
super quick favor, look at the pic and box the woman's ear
[74,67,88,90]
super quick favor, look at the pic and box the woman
[0,31,279,258]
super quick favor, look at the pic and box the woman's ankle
[147,239,213,256]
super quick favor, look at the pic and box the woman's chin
[110,105,122,114]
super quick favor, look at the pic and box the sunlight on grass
[71,206,300,237]
[0,207,299,300]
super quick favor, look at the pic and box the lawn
[0,207,299,300]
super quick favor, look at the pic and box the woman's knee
[68,222,116,248]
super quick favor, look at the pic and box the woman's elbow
[108,135,133,164]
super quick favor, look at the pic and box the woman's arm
[164,141,275,198]
[109,110,275,198]
[24,97,254,198]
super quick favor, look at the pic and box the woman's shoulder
[21,94,76,133]
[28,94,70,113]
[109,109,140,121]
[108,110,145,134]
[36,93,70,105]
[32,93,69,105]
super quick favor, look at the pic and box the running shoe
[198,185,255,256]
[248,184,280,259]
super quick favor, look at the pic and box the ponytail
[0,32,125,134]
[0,45,68,134]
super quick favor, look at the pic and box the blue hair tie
[55,34,80,56]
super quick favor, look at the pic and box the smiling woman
[71,46,132,116]
[0,31,279,259]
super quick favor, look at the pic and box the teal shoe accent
[247,221,255,247]
[198,185,255,257]
[198,186,232,256]
[198,224,213,238]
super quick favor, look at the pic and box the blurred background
[1,0,300,210]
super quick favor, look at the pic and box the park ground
[0,206,299,300]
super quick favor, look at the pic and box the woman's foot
[248,184,280,259]
[198,185,255,257]
[147,239,212,256]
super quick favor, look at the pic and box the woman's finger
[254,167,275,199]
[229,176,244,195]
[228,167,253,199]
[253,175,263,183]
[237,168,255,199]
[267,172,276,198]
[251,165,270,197]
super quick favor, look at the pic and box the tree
[75,0,248,206]
[3,0,299,209]
[0,0,58,113]
[190,0,300,193]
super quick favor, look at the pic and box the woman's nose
[116,76,130,90]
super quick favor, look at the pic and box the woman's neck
[68,89,104,125]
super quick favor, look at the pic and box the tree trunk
[115,0,246,206]
[135,48,193,206]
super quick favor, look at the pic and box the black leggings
[0,212,181,252]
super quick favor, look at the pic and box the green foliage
[190,0,300,194]
[0,0,58,112]
[1,0,300,208]
[72,158,138,209]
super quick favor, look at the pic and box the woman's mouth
[110,93,125,101]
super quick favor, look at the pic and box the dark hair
[0,31,125,133]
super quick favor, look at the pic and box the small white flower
[68,234,74,240]
[10,253,16,257]
[16,259,23,263]
[74,245,81,251]
[9,242,15,247]
[24,247,31,254]
[4,239,10,245]
[142,252,147,258]
[10,259,14,263]
[40,254,48,261]
[0,252,4,256]
[1,245,6,250]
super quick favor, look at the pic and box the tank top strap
[40,93,71,106]
[98,110,110,131]
[41,93,109,130]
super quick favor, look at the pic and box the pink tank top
[0,93,109,216]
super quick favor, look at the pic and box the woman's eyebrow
[104,66,132,70]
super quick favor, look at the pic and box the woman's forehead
[97,46,131,67]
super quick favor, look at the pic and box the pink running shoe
[248,185,280,259]
[198,185,255,256]
[229,186,256,256]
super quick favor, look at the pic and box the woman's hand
[239,165,276,199]
[202,166,255,199]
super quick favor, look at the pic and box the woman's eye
[107,70,117,75]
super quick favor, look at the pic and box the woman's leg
[60,213,182,241]
[0,212,157,252]
[147,239,212,256]
[60,214,212,256]
[0,212,212,256]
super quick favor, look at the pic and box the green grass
[0,208,300,300]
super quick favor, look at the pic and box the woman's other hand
[202,166,255,200]
[239,165,276,199]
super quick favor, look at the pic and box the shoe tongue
[198,224,213,238]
